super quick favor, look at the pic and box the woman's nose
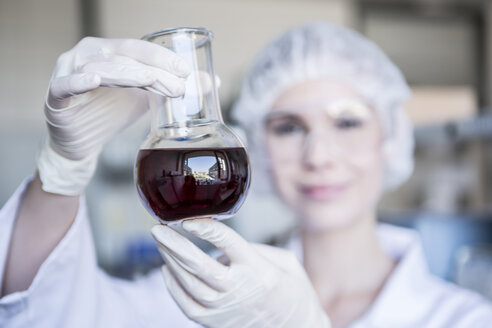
[301,132,341,170]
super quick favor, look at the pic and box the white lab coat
[0,178,491,328]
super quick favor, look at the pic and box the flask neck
[149,91,223,131]
[144,27,223,131]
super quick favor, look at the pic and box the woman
[1,22,491,328]
[149,23,492,327]
[150,22,492,327]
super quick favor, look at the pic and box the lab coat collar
[355,224,434,327]
[284,223,434,327]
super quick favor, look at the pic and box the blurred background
[2,0,492,298]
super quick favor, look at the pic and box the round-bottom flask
[134,27,250,224]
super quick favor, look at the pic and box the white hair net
[231,21,414,192]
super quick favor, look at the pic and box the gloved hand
[38,37,191,195]
[151,219,331,328]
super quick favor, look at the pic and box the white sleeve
[0,178,201,328]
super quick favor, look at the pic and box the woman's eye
[335,117,363,130]
[271,122,305,136]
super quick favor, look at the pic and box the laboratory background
[2,0,492,298]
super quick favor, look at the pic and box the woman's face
[264,80,384,231]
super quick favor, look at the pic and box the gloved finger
[151,225,229,288]
[49,72,101,101]
[159,249,227,307]
[158,241,227,292]
[182,219,255,264]
[161,265,208,322]
[107,38,191,78]
[80,61,186,97]
[93,53,216,97]
[184,70,214,97]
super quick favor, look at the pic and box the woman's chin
[297,205,361,232]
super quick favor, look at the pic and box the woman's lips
[299,183,349,201]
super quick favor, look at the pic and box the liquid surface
[136,147,250,221]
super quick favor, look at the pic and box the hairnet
[231,21,414,191]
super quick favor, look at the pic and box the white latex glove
[151,219,331,328]
[38,37,191,195]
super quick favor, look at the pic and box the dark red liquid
[136,147,250,222]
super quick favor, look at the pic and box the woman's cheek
[270,162,300,206]
[355,151,385,203]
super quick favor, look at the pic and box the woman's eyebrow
[264,111,303,122]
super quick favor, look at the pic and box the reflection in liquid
[136,147,250,221]
[184,151,229,182]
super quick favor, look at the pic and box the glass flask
[135,27,251,224]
